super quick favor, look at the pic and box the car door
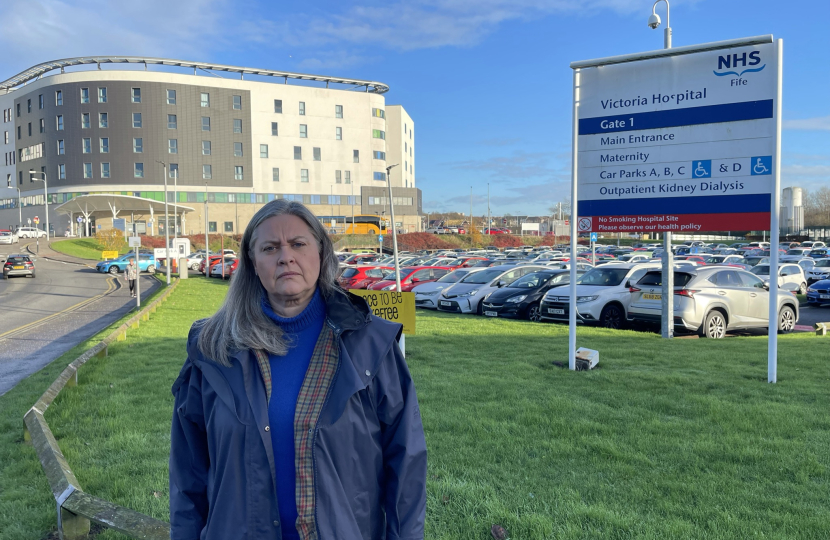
[739,271,769,325]
[711,270,753,325]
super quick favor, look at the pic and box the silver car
[437,264,547,315]
[750,263,808,294]
[628,266,799,338]
[412,267,483,309]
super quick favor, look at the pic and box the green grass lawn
[1,279,829,539]
[50,238,126,260]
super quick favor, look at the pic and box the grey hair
[197,199,341,366]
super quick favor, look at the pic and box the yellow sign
[350,290,416,335]
[101,251,120,260]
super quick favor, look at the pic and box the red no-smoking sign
[577,217,592,232]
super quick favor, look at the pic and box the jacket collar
[322,288,372,334]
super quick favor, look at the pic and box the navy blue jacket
[170,290,427,539]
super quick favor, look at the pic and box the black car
[480,270,568,322]
[2,253,36,278]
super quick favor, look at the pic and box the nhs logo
[713,50,766,78]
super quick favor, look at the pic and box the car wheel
[700,310,726,339]
[30,272,36,278]
[599,304,624,329]
[191,263,200,271]
[798,282,807,295]
[108,265,120,274]
[475,300,484,316]
[777,305,796,334]
[527,303,542,322]
[146,265,156,274]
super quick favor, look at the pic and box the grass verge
[50,238,121,260]
[2,279,829,539]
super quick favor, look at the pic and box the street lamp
[6,179,22,232]
[648,0,672,49]
[28,169,48,246]
[155,160,171,286]
[385,164,401,291]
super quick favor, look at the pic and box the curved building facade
[0,57,420,236]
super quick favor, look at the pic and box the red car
[367,266,452,292]
[338,265,393,290]
[199,255,223,274]
[206,256,237,277]
[210,257,239,278]
[675,255,707,264]
[343,253,381,265]
[446,256,487,268]
[483,228,508,235]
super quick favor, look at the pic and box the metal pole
[768,39,784,383]
[470,186,473,243]
[173,167,178,241]
[205,183,209,277]
[659,7,674,340]
[16,187,21,232]
[133,211,140,308]
[568,69,580,371]
[386,164,403,355]
[44,172,48,241]
[160,161,170,286]
[487,183,490,236]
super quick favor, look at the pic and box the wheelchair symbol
[751,156,772,176]
[691,160,711,178]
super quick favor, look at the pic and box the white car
[16,227,47,238]
[801,241,826,250]
[436,264,547,315]
[0,230,19,244]
[750,263,808,294]
[807,259,830,283]
[413,268,484,309]
[780,248,811,262]
[538,262,663,328]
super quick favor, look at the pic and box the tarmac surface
[0,239,160,396]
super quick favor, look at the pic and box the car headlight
[807,287,815,293]
[506,295,527,303]
[381,284,396,291]
[420,290,439,296]
[576,295,598,303]
[459,289,479,297]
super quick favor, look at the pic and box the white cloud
[783,115,830,131]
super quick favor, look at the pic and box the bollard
[816,322,829,336]
[179,258,188,279]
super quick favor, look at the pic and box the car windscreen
[340,268,359,278]
[438,270,469,283]
[382,268,417,281]
[7,256,29,263]
[704,257,725,264]
[786,249,804,255]
[814,260,830,268]
[508,272,556,288]
[460,268,503,284]
[751,265,770,276]
[577,268,630,286]
[637,271,694,287]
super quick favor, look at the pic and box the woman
[170,200,427,540]
[124,258,137,297]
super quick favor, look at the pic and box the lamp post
[648,0,674,339]
[156,160,171,286]
[9,183,22,232]
[385,164,401,290]
[173,166,178,241]
[28,169,48,243]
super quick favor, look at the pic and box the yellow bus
[345,215,389,235]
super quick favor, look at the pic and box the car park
[482,269,578,322]
[2,254,36,278]
[437,265,546,315]
[15,227,48,238]
[809,248,830,259]
[806,279,830,306]
[338,265,393,290]
[750,263,808,294]
[367,266,451,292]
[0,230,19,244]
[806,259,830,284]
[628,266,798,337]
[413,268,484,309]
[96,253,157,274]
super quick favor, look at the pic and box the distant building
[780,187,804,234]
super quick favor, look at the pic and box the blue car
[806,279,830,307]
[96,253,157,274]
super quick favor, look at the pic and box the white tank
[791,187,803,208]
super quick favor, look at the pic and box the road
[0,240,160,396]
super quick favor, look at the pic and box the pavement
[0,239,161,396]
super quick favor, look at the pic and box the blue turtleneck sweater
[261,288,326,540]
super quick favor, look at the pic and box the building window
[57,140,65,155]
[372,108,385,118]
[27,99,31,113]
[82,138,91,153]
[260,144,268,158]
[133,113,142,128]
[345,171,351,184]
[335,105,345,119]
[168,114,177,129]
[101,162,110,178]
[294,146,302,160]
[353,150,359,163]
[169,163,179,179]
[39,119,45,133]
[233,119,242,133]
[208,221,217,232]
[299,102,305,115]
[133,138,143,153]
[274,99,282,113]
[98,112,108,128]
[232,95,242,110]
[100,138,109,153]
[38,94,44,109]
[224,221,234,232]
[202,141,211,155]
[336,127,342,140]
[169,139,178,154]
[234,142,243,157]
[271,122,278,136]
[56,115,64,130]
[28,123,32,136]
[234,166,243,180]
[134,163,144,177]
[17,126,20,140]
[301,169,309,183]
[374,151,386,160]
[335,170,342,184]
[203,164,212,179]
[201,116,210,131]
[98,87,107,103]
[81,88,89,103]
[300,124,307,138]
[55,90,63,106]
[81,113,90,129]
[372,129,385,140]
[83,163,92,178]
[201,93,210,107]
[313,147,321,161]
[58,164,66,179]
[405,142,407,153]
[374,172,386,181]
[272,168,280,182]
[167,89,176,105]
[131,88,141,103]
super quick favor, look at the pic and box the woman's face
[251,214,321,312]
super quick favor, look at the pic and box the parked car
[781,248,812,262]
[96,253,157,274]
[337,265,393,290]
[539,262,663,329]
[806,259,830,284]
[437,265,547,315]
[806,279,830,306]
[199,255,224,274]
[413,268,484,309]
[2,253,35,278]
[367,266,451,292]
[445,257,488,268]
[15,226,48,238]
[482,269,578,322]
[801,241,826,250]
[628,266,799,337]
[0,229,19,244]
[742,256,769,267]
[210,258,239,278]
[750,263,808,294]
[342,253,381,265]
[809,248,830,259]
[206,255,238,277]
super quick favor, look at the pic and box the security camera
[647,13,661,29]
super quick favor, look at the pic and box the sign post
[570,35,782,379]
[128,235,142,308]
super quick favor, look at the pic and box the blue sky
[2,0,827,217]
